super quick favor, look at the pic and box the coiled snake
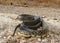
[12,14,48,38]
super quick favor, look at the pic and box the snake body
[13,14,48,38]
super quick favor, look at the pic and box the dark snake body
[13,14,48,37]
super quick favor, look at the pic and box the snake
[12,14,48,38]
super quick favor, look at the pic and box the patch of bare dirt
[0,0,60,7]
[0,13,60,43]
[0,5,60,43]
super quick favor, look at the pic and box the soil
[0,0,60,43]
[0,5,60,43]
[0,0,60,7]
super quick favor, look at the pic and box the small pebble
[3,36,6,39]
[7,35,12,39]
[1,32,5,36]
[47,35,50,38]
[20,39,26,43]
[42,38,48,42]
[38,38,41,41]
[42,16,46,18]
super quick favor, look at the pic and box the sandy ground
[0,5,60,43]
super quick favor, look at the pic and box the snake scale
[12,14,48,38]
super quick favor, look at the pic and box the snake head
[16,14,34,22]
